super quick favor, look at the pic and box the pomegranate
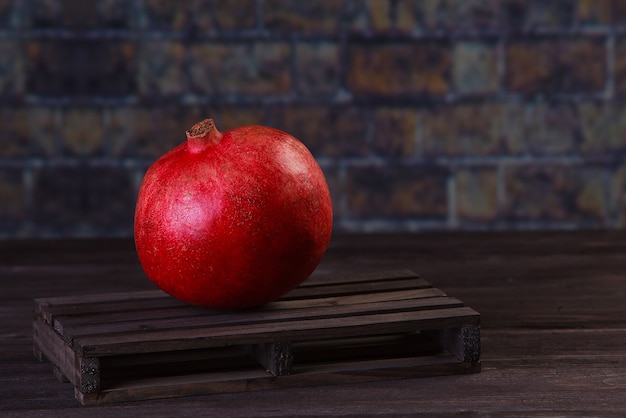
[134,118,333,309]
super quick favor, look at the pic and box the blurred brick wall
[1,0,625,237]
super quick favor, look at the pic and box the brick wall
[1,0,625,237]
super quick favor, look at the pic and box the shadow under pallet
[33,269,481,405]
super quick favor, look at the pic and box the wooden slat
[267,287,446,310]
[36,270,429,325]
[51,287,445,332]
[76,306,479,356]
[78,353,477,406]
[34,290,180,324]
[58,294,461,345]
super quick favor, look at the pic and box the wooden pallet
[33,269,480,405]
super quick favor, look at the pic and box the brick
[456,167,499,222]
[25,40,136,97]
[33,166,135,235]
[0,40,24,97]
[11,108,52,157]
[189,42,291,97]
[84,41,136,97]
[0,108,30,157]
[60,0,97,29]
[137,106,206,159]
[295,42,340,96]
[494,102,578,156]
[137,41,187,98]
[25,107,61,157]
[497,102,529,155]
[523,103,578,155]
[345,164,448,220]
[577,0,612,26]
[60,109,104,157]
[23,0,101,29]
[21,0,129,29]
[503,0,576,31]
[213,107,266,131]
[141,0,188,29]
[26,0,62,28]
[209,0,257,30]
[133,108,161,159]
[0,168,25,233]
[266,106,367,157]
[84,167,135,233]
[578,103,626,155]
[506,38,606,95]
[343,0,369,33]
[0,0,16,28]
[380,0,501,34]
[32,167,83,233]
[613,37,626,96]
[370,0,500,34]
[453,41,499,95]
[347,42,451,96]
[608,164,626,228]
[576,0,626,26]
[371,108,417,157]
[454,0,502,31]
[503,165,609,223]
[575,171,609,222]
[97,0,132,28]
[141,0,256,31]
[397,0,425,32]
[421,103,511,157]
[265,106,323,143]
[263,0,346,34]
[24,40,67,96]
[610,0,626,25]
[105,107,136,157]
[370,0,392,32]
[610,165,626,226]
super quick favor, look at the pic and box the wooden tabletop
[3,231,626,416]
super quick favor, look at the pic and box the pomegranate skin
[134,119,332,309]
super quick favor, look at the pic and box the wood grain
[3,231,626,415]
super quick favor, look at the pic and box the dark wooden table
[3,231,626,416]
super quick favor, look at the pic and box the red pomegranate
[134,118,333,309]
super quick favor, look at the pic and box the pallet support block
[436,326,481,363]
[79,357,100,394]
[33,269,481,405]
[245,341,293,376]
